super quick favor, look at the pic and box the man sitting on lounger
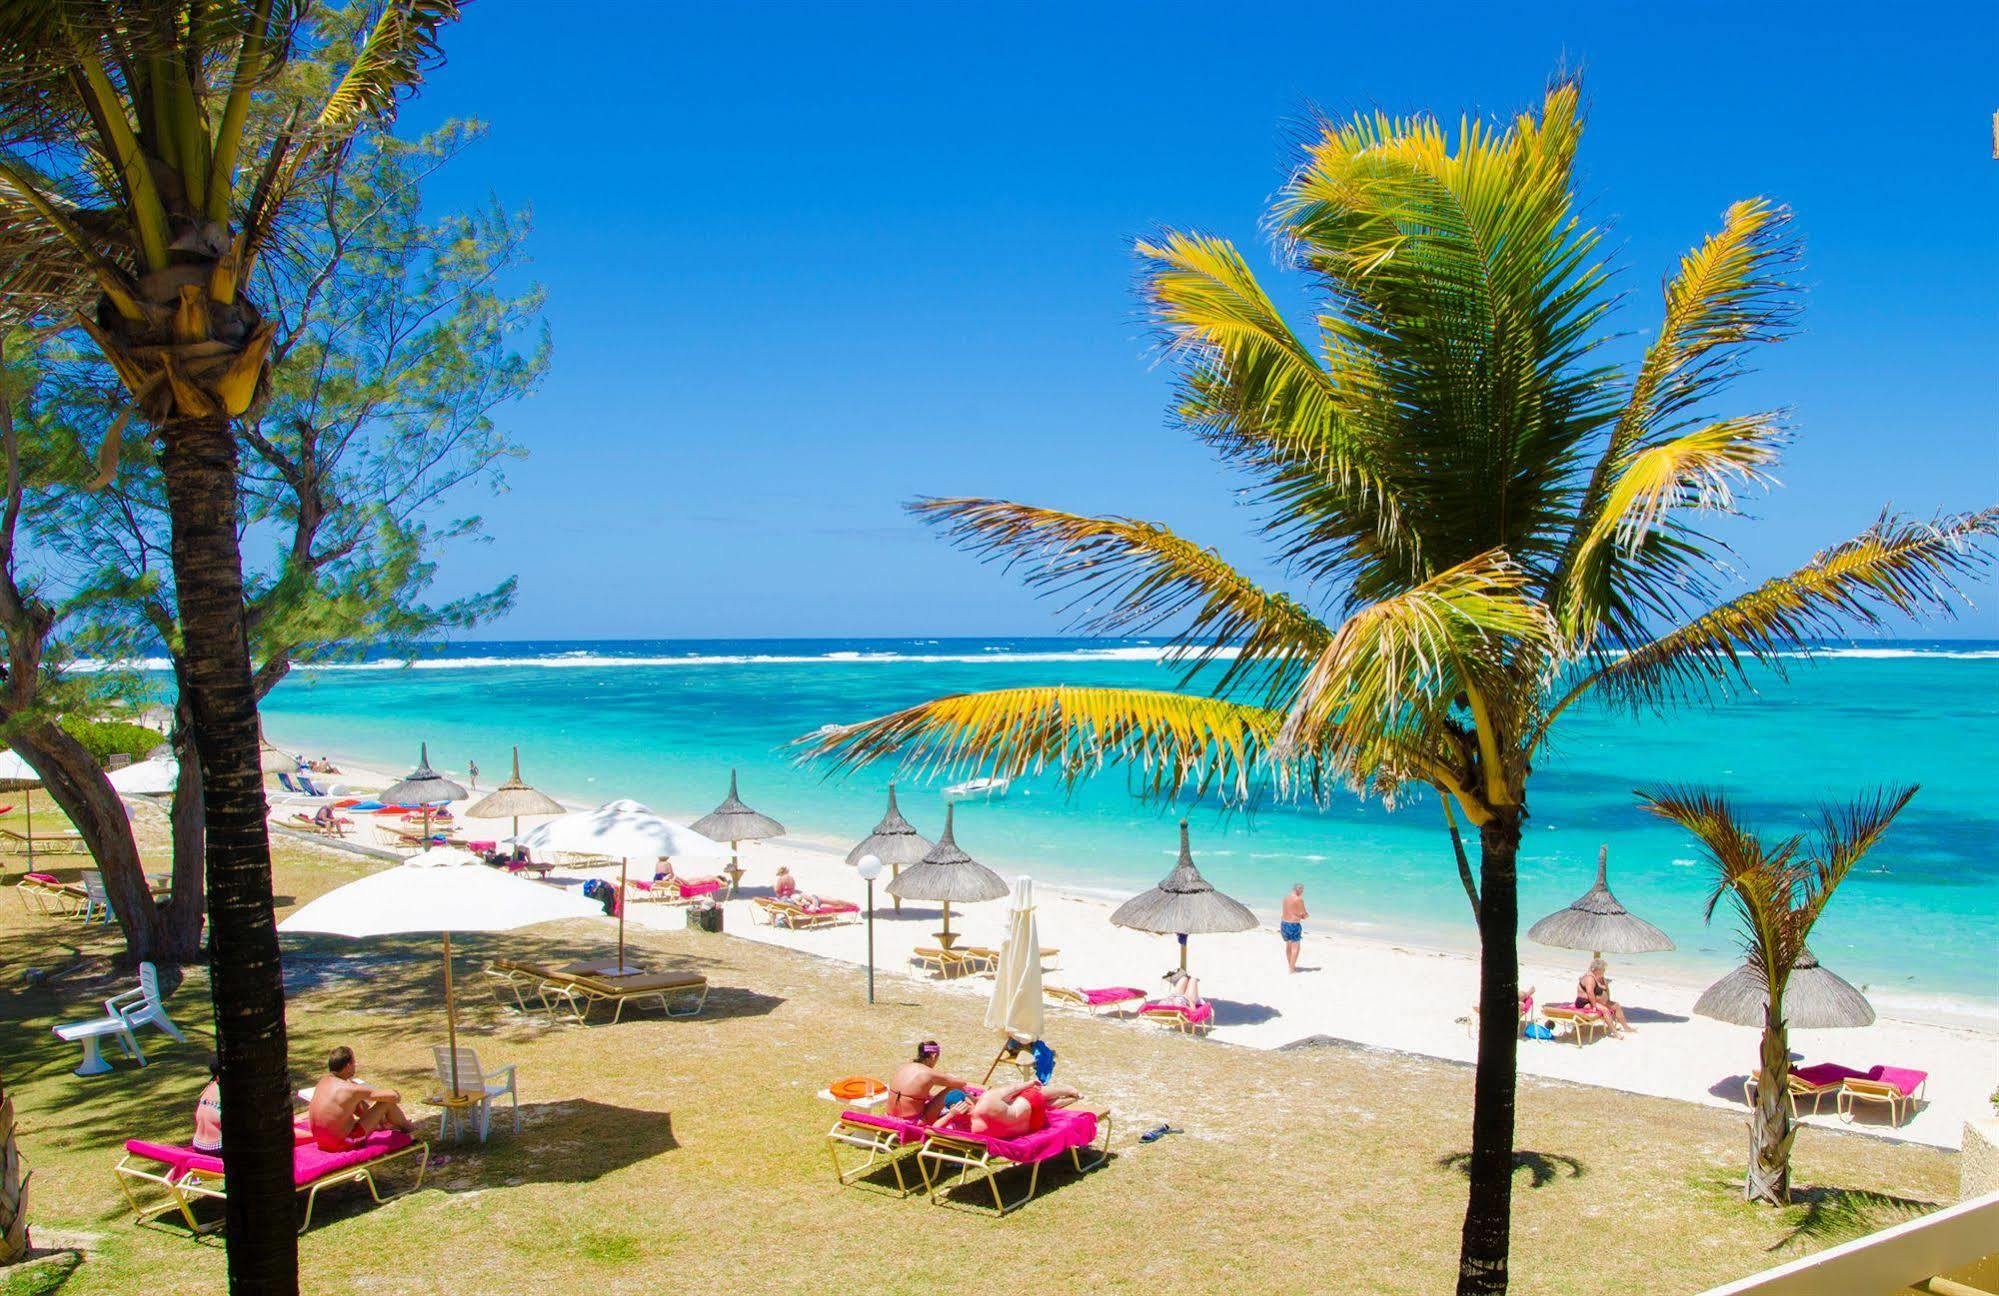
[307,1046,415,1152]
[884,1039,970,1124]
[949,1079,1084,1139]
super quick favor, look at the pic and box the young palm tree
[0,4,461,1289]
[1638,785,1915,1204]
[805,83,1997,1294]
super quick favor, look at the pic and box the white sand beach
[273,752,1998,1152]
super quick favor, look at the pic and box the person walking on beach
[1280,883,1308,972]
[467,757,479,790]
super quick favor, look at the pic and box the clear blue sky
[401,1,1998,641]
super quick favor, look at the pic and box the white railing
[1698,1190,1999,1295]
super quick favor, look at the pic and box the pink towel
[126,1130,415,1187]
[1791,1062,1865,1088]
[1078,986,1145,1006]
[930,1107,1100,1165]
[23,872,57,885]
[1864,1065,1928,1096]
[1142,1000,1214,1025]
[798,900,859,915]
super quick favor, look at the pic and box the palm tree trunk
[1747,1001,1793,1204]
[0,1066,27,1263]
[1457,814,1522,1296]
[157,412,297,1294]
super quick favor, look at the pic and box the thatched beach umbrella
[1111,820,1257,972]
[885,804,1005,950]
[845,784,934,912]
[691,770,785,891]
[380,743,467,846]
[1527,845,1675,958]
[1693,949,1875,1029]
[466,747,565,843]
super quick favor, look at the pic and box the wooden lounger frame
[1838,1076,1926,1126]
[910,947,994,979]
[1539,1004,1608,1045]
[753,897,858,930]
[0,828,88,856]
[825,1115,925,1197]
[490,959,708,1025]
[917,1114,1113,1217]
[113,1140,430,1234]
[1044,986,1145,1017]
[1139,1006,1212,1036]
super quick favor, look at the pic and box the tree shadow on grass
[423,1099,679,1191]
[1768,1184,1938,1252]
[927,1148,1120,1216]
[1436,1149,1587,1189]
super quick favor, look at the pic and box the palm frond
[1279,550,1555,792]
[909,496,1330,702]
[315,0,461,137]
[1801,784,1916,924]
[1637,785,1800,973]
[1559,199,1801,588]
[1557,414,1785,645]
[796,686,1290,803]
[1560,508,1999,714]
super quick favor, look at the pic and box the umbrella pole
[618,858,628,971]
[24,787,33,872]
[444,931,460,1096]
[979,1040,1014,1086]
[892,862,901,913]
[1180,937,1188,973]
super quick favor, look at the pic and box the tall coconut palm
[804,83,1998,1294]
[0,4,461,1290]
[1637,785,1914,1204]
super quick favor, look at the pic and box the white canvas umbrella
[516,799,727,972]
[108,756,178,796]
[279,846,602,1092]
[0,749,47,868]
[981,876,1045,1081]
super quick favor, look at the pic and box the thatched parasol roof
[690,770,785,844]
[1527,845,1675,955]
[1110,821,1258,936]
[845,783,935,868]
[466,747,564,821]
[379,743,466,807]
[885,805,1007,904]
[1693,949,1875,1029]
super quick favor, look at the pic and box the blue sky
[401,1,1998,640]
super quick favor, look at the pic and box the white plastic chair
[431,1046,518,1142]
[80,874,114,925]
[106,961,188,1049]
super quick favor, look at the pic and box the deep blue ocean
[253,637,1999,1012]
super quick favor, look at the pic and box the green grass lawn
[0,828,1962,1295]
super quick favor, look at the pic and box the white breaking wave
[68,641,1999,673]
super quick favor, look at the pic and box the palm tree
[0,5,461,1289]
[804,83,1998,1294]
[1637,785,1915,1204]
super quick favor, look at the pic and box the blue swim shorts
[1280,921,1302,943]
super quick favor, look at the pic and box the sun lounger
[959,946,1061,974]
[494,958,709,1025]
[1837,1066,1929,1126]
[910,946,994,978]
[752,897,861,930]
[627,875,725,904]
[1744,1062,1865,1118]
[1045,985,1147,1016]
[827,1109,936,1196]
[1139,999,1215,1035]
[0,827,87,856]
[917,1107,1112,1216]
[1539,1003,1608,1045]
[113,1128,428,1234]
[16,871,84,917]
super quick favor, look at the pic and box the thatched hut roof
[379,743,466,806]
[1527,845,1675,955]
[690,770,785,844]
[1693,949,1875,1029]
[885,805,1007,904]
[1110,821,1257,936]
[845,784,935,868]
[466,747,565,821]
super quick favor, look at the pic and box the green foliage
[54,715,163,764]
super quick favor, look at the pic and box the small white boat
[943,776,1009,802]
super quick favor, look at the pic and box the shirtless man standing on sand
[307,1046,415,1152]
[1280,883,1308,972]
[884,1039,969,1124]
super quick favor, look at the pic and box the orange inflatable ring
[830,1076,886,1101]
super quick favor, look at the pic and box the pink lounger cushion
[639,877,724,897]
[933,1107,1100,1165]
[125,1129,415,1187]
[1078,987,1145,1005]
[1864,1065,1928,1096]
[1792,1062,1866,1088]
[23,872,58,885]
[797,900,859,915]
[1141,1000,1214,1025]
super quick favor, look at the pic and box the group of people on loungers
[189,1045,416,1154]
[885,1038,1084,1139]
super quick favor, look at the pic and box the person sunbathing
[1157,968,1203,1010]
[884,1039,969,1124]
[951,1079,1083,1139]
[192,1053,223,1153]
[1576,959,1633,1036]
[307,1046,415,1152]
[774,866,797,899]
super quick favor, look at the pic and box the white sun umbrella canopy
[984,876,1046,1049]
[279,846,603,1092]
[515,799,728,971]
[0,748,48,868]
[108,756,178,796]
